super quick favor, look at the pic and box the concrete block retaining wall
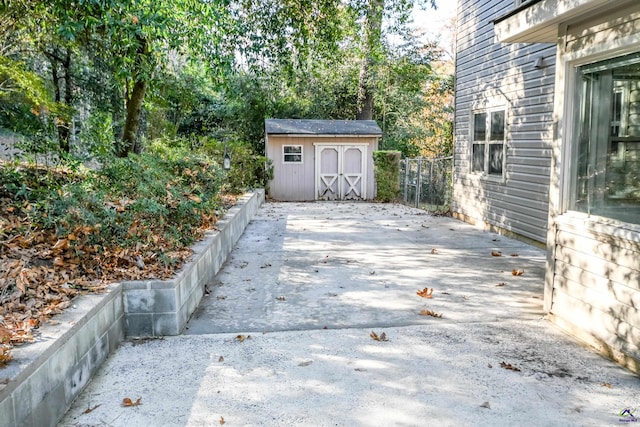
[0,190,264,427]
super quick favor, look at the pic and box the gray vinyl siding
[453,0,557,243]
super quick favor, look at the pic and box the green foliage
[0,147,225,252]
[373,150,401,202]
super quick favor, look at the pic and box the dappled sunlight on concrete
[60,202,640,427]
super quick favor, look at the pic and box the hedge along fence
[373,150,401,202]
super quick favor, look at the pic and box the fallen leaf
[370,331,388,341]
[430,248,438,254]
[512,269,524,276]
[500,361,521,372]
[496,282,506,287]
[276,296,286,301]
[235,335,246,342]
[488,363,493,368]
[216,295,226,300]
[601,382,613,389]
[510,253,519,257]
[188,194,202,203]
[480,401,491,409]
[416,287,434,298]
[122,397,142,407]
[419,309,443,318]
[83,404,101,414]
[219,416,225,425]
[491,251,502,257]
[218,356,224,362]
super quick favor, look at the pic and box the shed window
[283,145,303,163]
[571,52,640,225]
[471,109,506,177]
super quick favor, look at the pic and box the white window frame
[470,107,507,180]
[283,145,303,164]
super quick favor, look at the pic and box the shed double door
[315,144,367,200]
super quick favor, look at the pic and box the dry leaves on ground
[0,193,236,366]
[122,397,142,407]
[491,251,502,257]
[416,287,434,298]
[370,331,388,341]
[419,309,443,318]
[500,361,521,372]
[512,269,525,276]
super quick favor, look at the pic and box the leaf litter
[0,190,237,366]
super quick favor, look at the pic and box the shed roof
[265,119,382,136]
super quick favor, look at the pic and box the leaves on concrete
[235,334,252,342]
[83,404,101,414]
[417,288,433,298]
[512,269,524,276]
[496,282,506,287]
[370,331,388,341]
[430,248,438,254]
[121,397,142,407]
[276,296,286,301]
[500,361,521,372]
[491,251,502,257]
[219,416,226,425]
[419,309,442,318]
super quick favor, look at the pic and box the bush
[373,150,401,202]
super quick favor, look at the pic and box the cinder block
[11,378,32,426]
[65,355,91,401]
[46,339,77,389]
[30,383,66,427]
[153,313,179,336]
[125,313,154,337]
[124,289,155,313]
[107,316,125,353]
[0,395,16,427]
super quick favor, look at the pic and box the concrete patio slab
[59,202,640,427]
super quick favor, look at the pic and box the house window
[471,109,506,177]
[572,52,640,225]
[283,145,303,163]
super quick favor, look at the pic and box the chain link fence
[400,156,453,213]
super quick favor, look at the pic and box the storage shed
[265,119,382,201]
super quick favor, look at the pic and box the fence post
[403,158,409,204]
[415,158,422,208]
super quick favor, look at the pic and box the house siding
[550,217,640,366]
[545,5,640,372]
[453,0,557,243]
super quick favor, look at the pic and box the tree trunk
[119,78,146,157]
[118,36,149,157]
[47,49,72,152]
[356,0,384,121]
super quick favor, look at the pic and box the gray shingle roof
[265,119,382,136]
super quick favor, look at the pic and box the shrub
[373,150,401,202]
